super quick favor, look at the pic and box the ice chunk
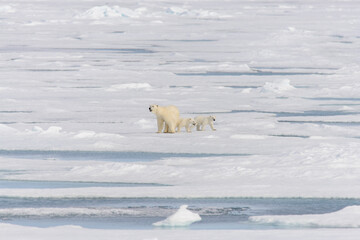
[77,5,143,19]
[27,126,63,135]
[153,205,201,227]
[166,7,188,16]
[261,79,295,93]
[43,126,63,135]
[166,7,230,19]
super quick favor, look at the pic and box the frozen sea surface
[1,0,360,238]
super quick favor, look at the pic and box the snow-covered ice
[1,0,360,238]
[1,223,360,240]
[250,206,360,228]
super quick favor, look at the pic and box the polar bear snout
[149,105,155,112]
[149,104,159,113]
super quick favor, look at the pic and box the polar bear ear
[156,105,159,107]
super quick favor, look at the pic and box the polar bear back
[195,115,214,124]
[152,105,179,118]
[177,118,188,127]
[164,105,180,117]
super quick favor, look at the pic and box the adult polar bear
[149,104,180,133]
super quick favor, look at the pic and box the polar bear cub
[177,118,196,133]
[195,115,216,131]
[149,104,180,133]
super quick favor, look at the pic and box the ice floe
[250,206,360,228]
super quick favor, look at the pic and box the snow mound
[166,7,188,16]
[250,206,360,228]
[0,5,16,13]
[134,119,153,129]
[28,126,63,135]
[106,83,152,91]
[0,124,18,134]
[153,205,201,227]
[166,7,229,19]
[77,5,145,19]
[261,79,295,93]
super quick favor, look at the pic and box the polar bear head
[149,104,159,113]
[189,118,196,126]
[210,115,216,121]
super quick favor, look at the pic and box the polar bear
[195,115,216,131]
[149,104,180,133]
[177,118,196,133]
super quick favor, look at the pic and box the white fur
[149,104,180,133]
[195,115,216,131]
[177,118,196,133]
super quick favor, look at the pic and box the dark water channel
[0,197,359,230]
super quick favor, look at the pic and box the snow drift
[77,5,146,19]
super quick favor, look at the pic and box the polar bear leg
[185,123,191,133]
[210,122,216,131]
[167,122,176,133]
[162,115,178,133]
[157,117,164,133]
[176,123,182,132]
[188,124,195,133]
[165,118,177,133]
[176,120,182,132]
[164,123,170,133]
